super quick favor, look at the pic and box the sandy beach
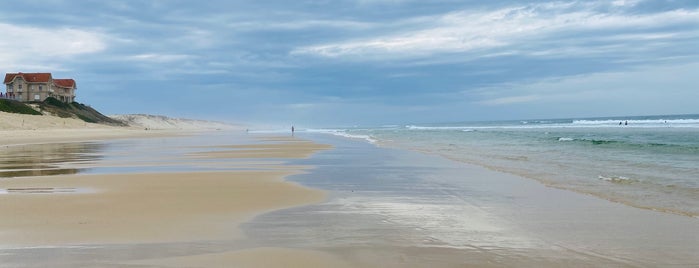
[2,111,698,267]
[0,111,178,146]
[0,171,325,245]
[0,112,354,267]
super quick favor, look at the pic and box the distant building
[2,72,77,103]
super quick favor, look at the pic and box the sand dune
[111,114,240,130]
[0,111,110,130]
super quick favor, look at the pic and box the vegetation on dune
[0,99,42,115]
[1,97,125,126]
[30,97,127,126]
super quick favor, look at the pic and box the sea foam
[598,175,637,184]
[306,128,378,144]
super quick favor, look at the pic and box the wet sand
[3,131,698,267]
[0,132,353,267]
[127,247,354,268]
[189,138,333,159]
[243,134,699,267]
[0,171,324,245]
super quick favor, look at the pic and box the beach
[1,112,699,267]
[0,112,352,267]
[0,112,175,146]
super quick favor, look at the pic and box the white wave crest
[573,118,699,127]
[406,125,472,130]
[598,175,636,184]
[305,129,377,144]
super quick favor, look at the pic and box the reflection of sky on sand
[79,132,306,174]
[0,142,105,178]
[0,187,96,195]
[2,132,698,266]
[0,131,303,179]
[244,133,699,267]
[245,135,547,254]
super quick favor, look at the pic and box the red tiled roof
[53,79,76,88]
[3,72,52,84]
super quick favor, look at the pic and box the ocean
[309,114,699,217]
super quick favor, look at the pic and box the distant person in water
[625,121,628,126]
[619,121,623,125]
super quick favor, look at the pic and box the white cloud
[292,3,699,59]
[126,53,194,63]
[0,23,106,70]
[479,95,541,105]
[227,19,374,31]
[612,0,642,7]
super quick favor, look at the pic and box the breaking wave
[598,175,638,184]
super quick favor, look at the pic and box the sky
[1,0,698,127]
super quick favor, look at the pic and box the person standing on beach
[291,126,295,136]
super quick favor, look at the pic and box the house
[2,72,77,103]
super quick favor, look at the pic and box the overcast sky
[1,0,698,126]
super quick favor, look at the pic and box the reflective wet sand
[2,132,698,267]
[0,132,350,267]
[244,134,699,267]
[0,142,105,177]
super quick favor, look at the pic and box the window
[18,84,22,90]
[34,94,40,101]
[39,85,43,91]
[7,84,12,92]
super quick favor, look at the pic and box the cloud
[227,19,374,31]
[611,0,641,7]
[0,23,106,70]
[479,95,541,105]
[292,3,699,60]
[125,53,195,63]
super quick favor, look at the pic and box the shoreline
[351,126,699,219]
[3,125,697,266]
[242,133,699,267]
[407,146,699,219]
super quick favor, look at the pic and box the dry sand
[0,111,182,146]
[0,110,100,130]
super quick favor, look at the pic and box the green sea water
[314,114,699,217]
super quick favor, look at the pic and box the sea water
[311,114,699,217]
